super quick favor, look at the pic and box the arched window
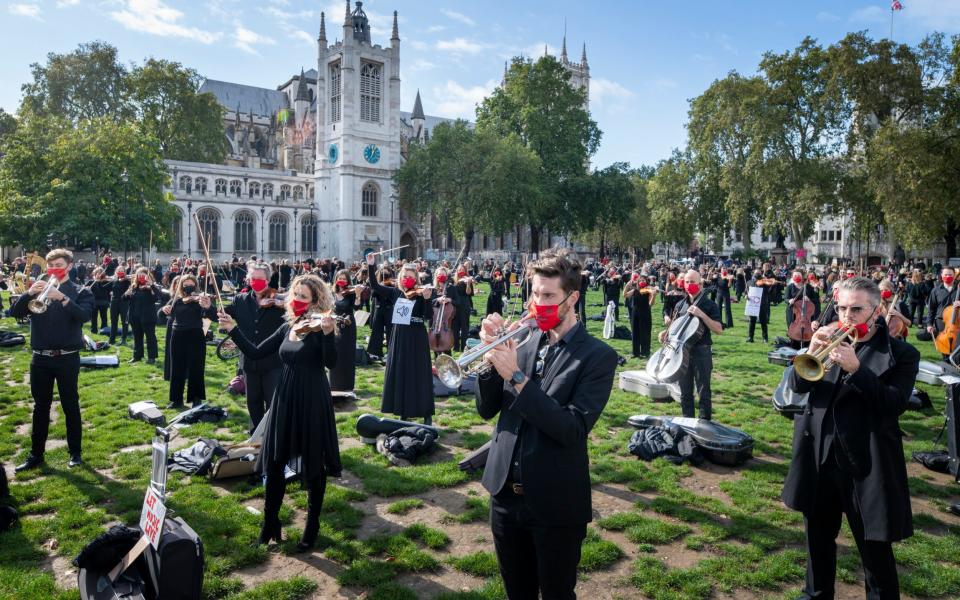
[269,213,288,252]
[293,186,304,201]
[362,182,378,217]
[196,208,221,251]
[330,60,341,123]
[279,185,291,201]
[179,176,192,193]
[263,183,274,199]
[172,210,183,250]
[229,180,242,198]
[360,62,382,123]
[215,179,227,196]
[195,177,208,195]
[249,182,261,198]
[234,211,256,253]
[301,214,318,254]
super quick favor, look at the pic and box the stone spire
[561,34,568,62]
[412,89,425,121]
[502,61,508,85]
[296,68,311,102]
[344,0,351,26]
[318,11,326,42]
[581,43,588,68]
[544,43,548,57]
[391,10,399,41]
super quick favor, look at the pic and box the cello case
[356,414,440,444]
[771,366,809,419]
[627,415,754,466]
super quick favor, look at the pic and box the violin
[403,285,434,300]
[885,289,909,339]
[756,277,779,286]
[293,311,350,340]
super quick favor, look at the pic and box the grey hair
[835,276,881,307]
[247,260,272,280]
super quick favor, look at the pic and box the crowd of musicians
[4,246,958,599]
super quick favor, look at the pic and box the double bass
[787,283,815,344]
[429,284,456,353]
[645,292,707,383]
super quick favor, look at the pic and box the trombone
[793,322,863,382]
[434,316,537,388]
[28,275,60,314]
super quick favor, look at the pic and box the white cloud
[436,37,484,55]
[426,24,446,33]
[410,40,428,50]
[9,3,41,19]
[57,0,80,7]
[234,24,276,54]
[261,6,314,21]
[110,0,222,44]
[850,6,888,23]
[432,79,497,118]
[441,9,474,27]
[408,58,436,72]
[592,78,634,106]
[521,42,558,59]
[899,0,960,31]
[292,30,315,46]
[816,11,841,22]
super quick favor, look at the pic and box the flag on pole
[891,0,903,10]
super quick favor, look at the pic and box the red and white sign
[795,248,807,258]
[139,487,166,549]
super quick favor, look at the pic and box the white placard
[392,298,414,326]
[940,374,960,385]
[745,286,763,318]
[139,487,167,549]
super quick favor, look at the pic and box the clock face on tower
[328,144,338,163]
[363,144,381,164]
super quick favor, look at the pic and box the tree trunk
[740,218,752,252]
[599,228,606,259]
[946,218,958,260]
[529,224,541,255]
[463,228,474,258]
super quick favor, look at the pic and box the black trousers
[576,294,587,323]
[130,321,158,360]
[90,305,108,333]
[802,457,900,599]
[490,489,587,600]
[455,305,470,352]
[109,303,128,343]
[245,368,280,432]
[748,317,768,341]
[366,309,391,358]
[168,328,206,406]
[717,292,734,328]
[29,353,82,457]
[678,345,712,420]
[631,310,651,357]
[263,460,326,526]
[909,300,925,327]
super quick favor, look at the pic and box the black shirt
[169,298,218,331]
[11,280,94,351]
[671,295,722,346]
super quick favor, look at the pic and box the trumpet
[28,275,61,314]
[434,316,537,388]
[793,322,865,381]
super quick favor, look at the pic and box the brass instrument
[793,323,862,382]
[28,275,61,314]
[434,316,537,387]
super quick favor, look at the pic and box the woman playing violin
[329,269,363,392]
[160,274,217,409]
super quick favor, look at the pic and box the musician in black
[12,249,94,471]
[160,274,217,409]
[224,262,286,431]
[785,271,821,349]
[366,265,395,359]
[599,268,623,321]
[108,267,130,345]
[88,267,111,334]
[747,269,775,343]
[477,248,618,600]
[126,267,162,364]
[783,277,918,599]
[625,274,656,358]
[927,267,959,357]
[659,270,723,420]
[716,268,734,329]
[485,269,509,317]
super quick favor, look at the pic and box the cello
[787,282,815,344]
[429,281,456,353]
[645,291,707,383]
[885,286,909,339]
[935,288,960,355]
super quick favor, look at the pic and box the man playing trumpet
[782,276,918,599]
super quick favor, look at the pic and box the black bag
[167,439,224,476]
[613,325,631,340]
[354,347,370,366]
[772,368,808,419]
[0,331,25,347]
[913,450,951,474]
[144,517,204,600]
[916,330,933,342]
[458,440,491,472]
[627,426,703,465]
[376,426,438,466]
[947,384,960,482]
[628,415,754,466]
[906,388,932,411]
[356,413,440,444]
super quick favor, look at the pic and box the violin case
[619,370,672,401]
[917,360,955,386]
[767,347,799,367]
[771,367,808,419]
[355,413,440,444]
[627,414,754,466]
[80,355,120,368]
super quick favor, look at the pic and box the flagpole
[890,8,894,40]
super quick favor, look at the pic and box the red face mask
[530,295,569,332]
[632,273,639,281]
[845,322,870,338]
[250,279,268,293]
[677,280,685,290]
[944,275,955,286]
[137,275,147,285]
[437,274,448,284]
[116,271,126,279]
[457,271,466,278]
[336,280,348,288]
[686,283,700,296]
[171,267,179,274]
[792,277,802,284]
[290,299,310,316]
[638,281,648,289]
[199,270,206,276]
[401,276,416,290]
[47,267,67,280]
[494,271,502,278]
[808,274,816,281]
[881,289,893,300]
[845,273,855,279]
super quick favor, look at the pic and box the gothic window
[179,176,192,193]
[293,186,304,201]
[196,208,221,251]
[362,182,378,217]
[195,177,208,195]
[249,182,261,198]
[263,183,274,199]
[269,213,289,252]
[301,214,318,254]
[360,62,382,123]
[172,210,183,250]
[229,180,242,198]
[215,179,227,196]
[330,61,342,123]
[280,185,291,201]
[234,210,256,253]
[835,230,842,241]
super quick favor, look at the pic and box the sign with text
[392,298,414,326]
[745,286,763,318]
[139,487,167,549]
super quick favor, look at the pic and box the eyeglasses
[535,344,549,378]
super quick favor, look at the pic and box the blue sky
[3,1,959,169]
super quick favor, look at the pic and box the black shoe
[297,518,319,552]
[68,454,84,468]
[15,454,44,472]
[762,338,769,344]
[254,521,282,546]
[948,503,960,517]
[166,402,185,410]
[746,338,754,343]
[145,358,156,365]
[127,357,141,364]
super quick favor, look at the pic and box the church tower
[314,1,402,259]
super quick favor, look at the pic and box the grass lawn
[1,289,958,600]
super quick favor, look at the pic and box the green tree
[0,109,16,147]
[0,117,176,252]
[567,162,635,257]
[128,58,226,163]
[476,56,600,252]
[648,151,696,250]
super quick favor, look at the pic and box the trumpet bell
[27,299,48,314]
[792,353,824,382]
[435,354,462,388]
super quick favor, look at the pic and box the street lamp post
[187,201,193,258]
[121,169,129,262]
[293,207,299,264]
[389,193,396,259]
[260,205,266,257]
[309,201,316,258]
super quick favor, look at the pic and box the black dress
[229,323,342,481]
[486,278,508,316]
[630,289,653,357]
[369,279,434,419]
[329,293,357,392]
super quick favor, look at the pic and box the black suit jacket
[476,323,618,527]
[781,321,918,542]
[225,291,285,373]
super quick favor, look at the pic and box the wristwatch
[510,370,527,387]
